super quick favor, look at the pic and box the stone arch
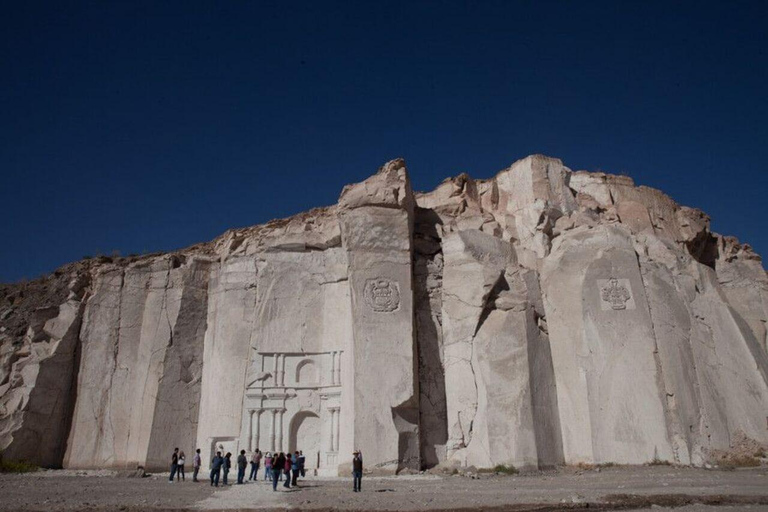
[295,359,318,385]
[288,411,321,470]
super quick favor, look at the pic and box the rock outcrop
[1,155,767,472]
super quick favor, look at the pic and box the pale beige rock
[2,154,767,474]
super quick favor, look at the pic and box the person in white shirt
[177,451,186,481]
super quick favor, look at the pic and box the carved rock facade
[1,155,768,472]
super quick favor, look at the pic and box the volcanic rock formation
[1,155,767,473]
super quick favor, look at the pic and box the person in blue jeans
[352,450,363,492]
[236,450,247,484]
[169,448,179,482]
[210,451,223,487]
[272,452,286,491]
[263,452,272,480]
[291,451,300,486]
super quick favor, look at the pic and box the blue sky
[1,0,766,282]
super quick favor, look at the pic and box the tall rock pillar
[338,159,420,473]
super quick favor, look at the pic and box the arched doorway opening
[288,411,321,472]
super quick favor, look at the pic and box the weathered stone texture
[2,154,767,472]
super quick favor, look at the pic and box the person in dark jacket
[236,450,247,484]
[298,450,306,477]
[283,452,292,489]
[272,452,285,491]
[352,450,363,492]
[291,451,300,486]
[169,447,179,482]
[210,451,224,487]
[222,452,232,485]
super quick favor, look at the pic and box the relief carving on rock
[599,277,634,311]
[364,278,401,312]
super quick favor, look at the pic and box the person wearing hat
[352,450,363,492]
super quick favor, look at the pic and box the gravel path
[2,465,768,511]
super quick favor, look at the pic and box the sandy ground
[1,466,768,511]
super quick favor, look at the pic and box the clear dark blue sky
[1,1,766,282]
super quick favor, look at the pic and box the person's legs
[210,469,214,486]
[353,471,362,492]
[179,466,185,481]
[237,466,244,484]
[283,469,290,488]
[169,463,177,482]
[272,469,279,491]
[249,463,255,480]
[223,469,229,485]
[291,469,298,486]
[193,466,199,482]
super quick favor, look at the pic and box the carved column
[273,355,279,387]
[329,408,335,451]
[247,409,255,451]
[334,408,340,451]
[335,352,341,385]
[277,409,285,452]
[280,355,286,386]
[328,407,340,452]
[330,352,337,385]
[270,409,277,452]
[331,407,341,452]
[253,409,262,451]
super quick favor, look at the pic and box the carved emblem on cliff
[364,278,400,312]
[600,278,632,310]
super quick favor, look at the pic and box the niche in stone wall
[296,359,319,386]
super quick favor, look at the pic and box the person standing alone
[169,448,179,482]
[192,448,202,482]
[352,450,363,492]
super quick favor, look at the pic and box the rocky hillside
[1,155,766,471]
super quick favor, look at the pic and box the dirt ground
[2,466,768,512]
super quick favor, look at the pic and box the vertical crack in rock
[413,218,447,468]
[637,256,680,463]
[527,272,564,469]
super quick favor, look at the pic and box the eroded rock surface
[1,154,767,472]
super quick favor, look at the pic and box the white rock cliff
[1,155,767,473]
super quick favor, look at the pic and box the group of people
[168,447,365,492]
[169,448,203,483]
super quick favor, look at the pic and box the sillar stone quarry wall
[1,155,767,473]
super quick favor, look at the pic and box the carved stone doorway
[289,411,321,471]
